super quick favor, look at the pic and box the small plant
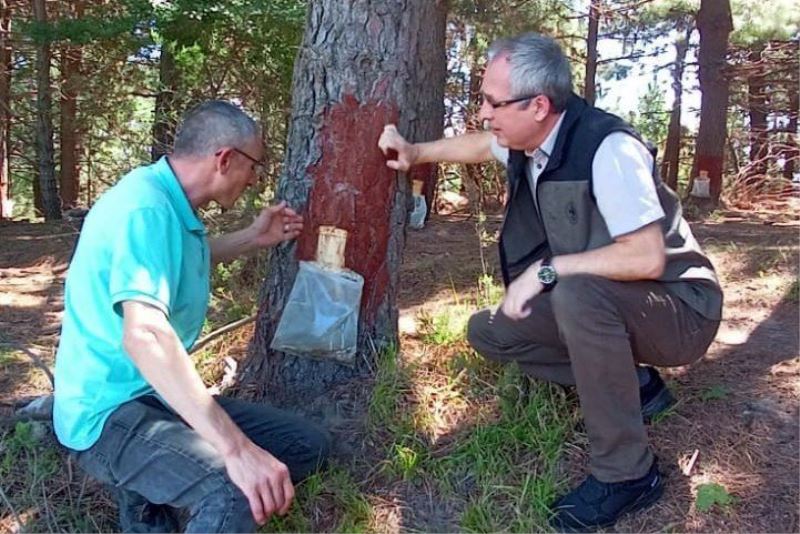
[696,482,736,513]
[700,385,729,402]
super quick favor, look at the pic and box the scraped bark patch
[297,94,399,321]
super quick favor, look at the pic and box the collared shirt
[490,115,665,238]
[53,157,210,451]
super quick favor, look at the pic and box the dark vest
[498,94,723,320]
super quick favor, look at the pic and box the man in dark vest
[378,32,722,531]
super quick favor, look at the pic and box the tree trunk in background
[32,0,61,220]
[583,0,600,105]
[691,0,732,203]
[0,0,10,219]
[241,0,448,405]
[462,36,485,211]
[407,0,447,217]
[782,41,798,182]
[660,30,689,191]
[151,42,179,161]
[746,43,767,181]
[59,0,84,209]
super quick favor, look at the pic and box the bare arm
[121,301,294,524]
[502,222,666,319]
[210,201,303,265]
[378,124,494,170]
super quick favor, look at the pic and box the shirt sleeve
[592,132,665,238]
[108,207,183,318]
[490,135,510,167]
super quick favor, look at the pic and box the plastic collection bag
[271,260,364,364]
[408,179,427,229]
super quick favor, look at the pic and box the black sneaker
[550,459,664,532]
[639,367,676,422]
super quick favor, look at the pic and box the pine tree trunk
[59,0,83,209]
[0,0,10,219]
[32,0,61,220]
[660,30,689,191]
[583,0,600,105]
[241,0,448,405]
[151,42,179,161]
[746,43,768,183]
[691,0,733,204]
[782,41,798,182]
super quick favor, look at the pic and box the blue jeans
[73,395,330,533]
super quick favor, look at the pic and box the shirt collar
[524,111,566,160]
[154,156,205,234]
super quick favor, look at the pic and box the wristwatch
[538,256,558,292]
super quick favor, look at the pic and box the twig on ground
[0,484,23,530]
[683,448,700,476]
[0,340,55,389]
[189,315,256,355]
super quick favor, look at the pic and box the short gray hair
[487,33,573,112]
[173,100,259,157]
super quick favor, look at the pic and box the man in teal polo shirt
[54,100,330,533]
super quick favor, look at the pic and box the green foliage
[700,385,729,402]
[696,483,736,512]
[627,80,669,150]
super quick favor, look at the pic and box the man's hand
[248,201,304,248]
[378,124,419,171]
[500,261,544,320]
[224,441,295,525]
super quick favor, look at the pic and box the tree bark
[660,29,690,191]
[151,42,179,161]
[0,0,10,219]
[583,0,600,105]
[241,0,448,405]
[32,0,61,220]
[782,41,798,181]
[746,43,768,181]
[690,0,733,204]
[59,0,84,209]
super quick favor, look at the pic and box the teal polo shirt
[53,157,210,451]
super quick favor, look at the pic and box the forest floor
[0,201,798,533]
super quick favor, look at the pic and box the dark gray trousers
[73,395,330,533]
[467,274,719,482]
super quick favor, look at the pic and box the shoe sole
[551,475,665,533]
[642,387,676,423]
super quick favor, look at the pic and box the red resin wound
[297,94,399,321]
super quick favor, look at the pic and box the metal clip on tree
[270,226,364,365]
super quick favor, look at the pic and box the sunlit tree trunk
[32,0,61,220]
[242,0,448,405]
[691,0,733,203]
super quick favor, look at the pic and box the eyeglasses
[230,147,267,178]
[483,93,540,110]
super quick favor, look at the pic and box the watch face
[538,265,557,286]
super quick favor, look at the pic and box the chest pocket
[538,180,612,255]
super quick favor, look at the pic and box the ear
[533,96,551,121]
[216,148,233,174]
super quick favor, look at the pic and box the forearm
[123,322,248,456]
[210,226,257,265]
[415,131,494,165]
[551,240,665,282]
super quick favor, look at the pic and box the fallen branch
[189,315,256,355]
[0,340,54,389]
